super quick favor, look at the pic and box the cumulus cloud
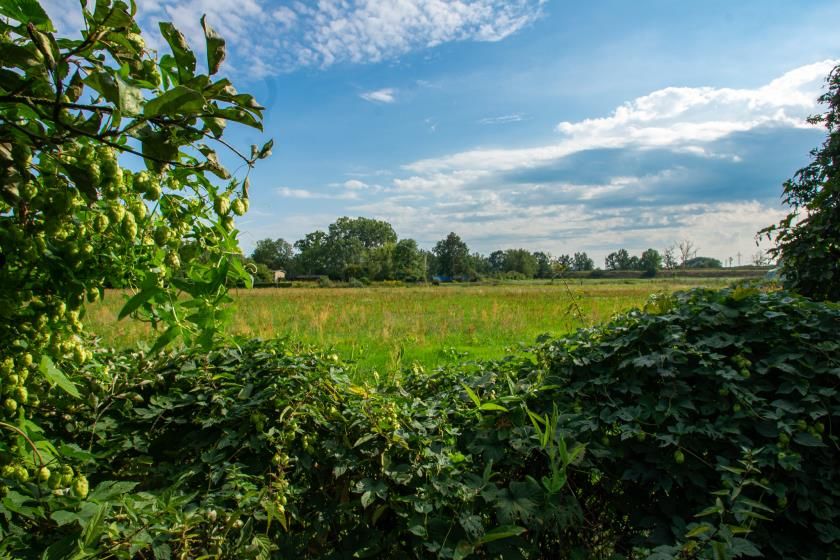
[350,61,836,262]
[402,60,836,179]
[360,88,397,103]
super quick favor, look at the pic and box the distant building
[273,270,286,282]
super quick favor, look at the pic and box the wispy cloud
[281,0,545,69]
[276,187,359,200]
[40,0,544,76]
[360,88,397,103]
[478,113,525,125]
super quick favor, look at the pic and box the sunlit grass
[85,278,733,374]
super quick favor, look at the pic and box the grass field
[85,278,735,375]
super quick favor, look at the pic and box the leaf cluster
[1,287,837,558]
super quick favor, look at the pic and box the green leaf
[39,356,80,398]
[360,491,375,509]
[119,287,163,319]
[92,0,133,28]
[730,538,762,557]
[453,540,474,560]
[793,431,825,447]
[159,22,196,82]
[211,106,262,130]
[150,325,180,354]
[50,510,79,526]
[200,15,226,75]
[152,543,172,560]
[82,504,110,548]
[477,525,527,544]
[371,505,388,525]
[0,44,41,70]
[479,402,508,412]
[116,75,143,116]
[84,70,119,107]
[258,139,273,159]
[685,524,712,538]
[461,383,481,407]
[0,0,54,30]
[88,481,139,502]
[144,86,205,117]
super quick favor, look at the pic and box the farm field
[85,277,735,375]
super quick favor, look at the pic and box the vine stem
[0,421,45,467]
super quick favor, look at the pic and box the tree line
[247,217,735,283]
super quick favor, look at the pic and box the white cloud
[346,61,836,262]
[343,180,369,190]
[37,0,543,76]
[276,187,358,200]
[478,113,525,125]
[360,88,397,103]
[402,60,837,179]
[273,6,298,29]
[282,0,545,69]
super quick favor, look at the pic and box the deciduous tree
[433,232,470,277]
[760,63,840,300]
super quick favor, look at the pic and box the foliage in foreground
[1,287,837,558]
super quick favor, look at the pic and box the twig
[0,421,45,467]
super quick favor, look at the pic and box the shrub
[4,288,835,558]
[318,275,334,288]
[537,287,840,558]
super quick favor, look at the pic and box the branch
[0,421,45,467]
[0,94,114,114]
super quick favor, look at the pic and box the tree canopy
[761,63,840,300]
[251,238,293,271]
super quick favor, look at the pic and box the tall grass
[85,278,732,374]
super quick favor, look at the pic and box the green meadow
[86,277,734,374]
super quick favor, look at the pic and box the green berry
[674,450,685,464]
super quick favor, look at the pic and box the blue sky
[46,0,840,265]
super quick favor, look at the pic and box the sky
[44,0,840,266]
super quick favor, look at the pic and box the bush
[348,277,365,288]
[537,287,840,557]
[5,288,836,558]
[318,275,334,288]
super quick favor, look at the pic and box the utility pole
[736,252,742,266]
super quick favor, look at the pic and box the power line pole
[736,252,742,266]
